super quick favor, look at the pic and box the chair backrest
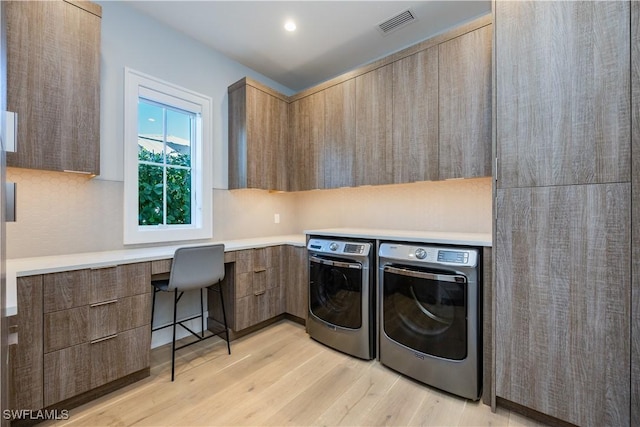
[168,244,225,291]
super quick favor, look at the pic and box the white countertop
[6,234,306,317]
[304,228,492,247]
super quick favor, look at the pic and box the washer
[378,242,481,400]
[307,237,375,360]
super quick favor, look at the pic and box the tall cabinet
[631,2,640,425]
[494,2,632,426]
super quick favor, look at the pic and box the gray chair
[150,244,231,381]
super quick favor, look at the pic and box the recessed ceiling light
[284,20,296,32]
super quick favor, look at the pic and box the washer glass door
[309,256,363,329]
[382,265,467,360]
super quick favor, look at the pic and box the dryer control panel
[378,243,478,267]
[308,238,371,257]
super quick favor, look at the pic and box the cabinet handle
[90,334,118,344]
[90,299,118,308]
[254,290,266,296]
[254,268,267,273]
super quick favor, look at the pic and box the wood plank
[58,320,546,426]
[496,1,630,188]
[495,183,630,426]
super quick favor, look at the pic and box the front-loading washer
[378,242,481,400]
[307,236,375,360]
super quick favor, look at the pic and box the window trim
[123,67,213,245]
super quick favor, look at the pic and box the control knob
[415,248,427,260]
[329,242,339,251]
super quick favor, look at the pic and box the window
[124,68,212,244]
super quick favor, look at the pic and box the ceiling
[125,1,491,92]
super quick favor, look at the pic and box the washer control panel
[308,238,371,257]
[379,243,478,267]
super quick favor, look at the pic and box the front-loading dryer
[307,237,375,360]
[378,242,481,400]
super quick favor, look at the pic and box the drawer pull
[254,290,266,296]
[90,334,118,344]
[254,268,267,273]
[90,299,118,308]
[90,264,118,270]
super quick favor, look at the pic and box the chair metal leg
[200,288,205,338]
[151,288,157,331]
[218,281,231,355]
[171,288,178,382]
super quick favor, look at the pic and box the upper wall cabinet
[5,0,101,175]
[323,79,356,189]
[496,1,630,188]
[288,91,325,191]
[228,78,289,191]
[392,47,439,183]
[355,65,393,186]
[439,25,492,180]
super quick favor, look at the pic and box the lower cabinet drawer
[44,294,152,353]
[234,287,284,331]
[44,326,151,407]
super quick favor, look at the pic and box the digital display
[437,250,467,264]
[344,244,364,254]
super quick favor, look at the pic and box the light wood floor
[45,320,547,427]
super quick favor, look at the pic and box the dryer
[378,242,481,400]
[307,237,376,360]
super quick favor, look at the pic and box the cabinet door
[9,276,43,411]
[324,80,356,189]
[284,246,309,320]
[90,326,150,389]
[44,343,91,407]
[495,184,630,426]
[633,2,640,424]
[392,47,439,183]
[6,0,101,174]
[439,25,492,179]
[355,65,393,186]
[229,82,288,191]
[245,86,288,191]
[288,92,325,191]
[496,1,630,188]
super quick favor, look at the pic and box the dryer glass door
[382,265,467,360]
[309,256,363,329]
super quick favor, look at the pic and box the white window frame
[123,68,212,245]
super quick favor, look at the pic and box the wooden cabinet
[438,25,492,179]
[323,80,356,189]
[494,2,632,426]
[41,263,152,406]
[355,65,393,186]
[288,92,325,191]
[392,47,439,183]
[283,245,309,320]
[231,247,284,331]
[228,78,289,190]
[496,1,630,189]
[8,276,43,412]
[631,2,640,424]
[5,0,101,174]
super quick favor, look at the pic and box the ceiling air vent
[377,9,417,35]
